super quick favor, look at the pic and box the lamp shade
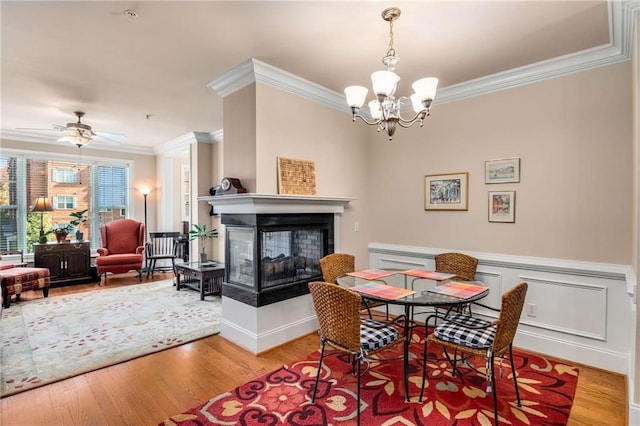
[31,197,53,212]
[344,86,369,108]
[368,100,383,120]
[371,70,400,97]
[412,77,439,101]
[410,94,426,114]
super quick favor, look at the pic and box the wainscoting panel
[519,276,607,341]
[368,243,634,374]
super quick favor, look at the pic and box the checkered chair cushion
[360,318,400,352]
[433,314,496,349]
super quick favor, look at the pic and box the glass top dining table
[336,269,489,402]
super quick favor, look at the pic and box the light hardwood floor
[0,272,628,425]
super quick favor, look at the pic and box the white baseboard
[220,294,318,354]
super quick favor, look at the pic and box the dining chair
[435,252,478,281]
[320,253,389,319]
[434,252,480,316]
[308,281,406,426]
[425,282,528,426]
[319,253,355,285]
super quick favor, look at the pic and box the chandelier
[344,7,438,141]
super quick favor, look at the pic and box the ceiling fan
[18,111,127,147]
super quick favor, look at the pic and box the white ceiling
[0,1,616,153]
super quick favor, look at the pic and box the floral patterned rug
[163,329,578,425]
[1,279,221,397]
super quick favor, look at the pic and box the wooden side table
[174,261,224,300]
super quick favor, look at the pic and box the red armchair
[95,219,145,284]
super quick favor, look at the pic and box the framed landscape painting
[485,157,520,184]
[424,172,468,211]
[488,190,516,222]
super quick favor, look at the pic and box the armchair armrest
[135,246,144,255]
[97,248,110,256]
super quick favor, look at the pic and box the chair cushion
[360,318,400,352]
[95,253,143,266]
[433,314,496,349]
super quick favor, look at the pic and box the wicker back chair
[319,253,355,284]
[320,253,389,319]
[426,282,528,426]
[435,252,478,281]
[308,281,405,425]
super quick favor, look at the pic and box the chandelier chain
[387,19,395,57]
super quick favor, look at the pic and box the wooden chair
[308,281,406,426]
[319,253,387,319]
[145,232,181,278]
[425,282,528,426]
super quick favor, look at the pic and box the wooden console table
[174,261,224,300]
[34,241,92,286]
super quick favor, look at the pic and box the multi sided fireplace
[221,213,334,307]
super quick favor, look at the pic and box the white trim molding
[368,242,633,375]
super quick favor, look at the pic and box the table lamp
[31,197,54,243]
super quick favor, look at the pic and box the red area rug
[162,330,578,425]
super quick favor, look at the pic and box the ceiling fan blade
[16,125,66,132]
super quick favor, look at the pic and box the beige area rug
[0,279,221,397]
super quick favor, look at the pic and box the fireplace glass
[260,229,322,288]
[223,213,333,307]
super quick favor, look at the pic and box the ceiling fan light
[412,77,439,101]
[371,70,400,97]
[59,134,92,146]
[344,86,369,108]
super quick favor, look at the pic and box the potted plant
[52,223,74,243]
[188,223,218,264]
[69,209,88,241]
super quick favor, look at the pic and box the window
[96,166,128,225]
[53,195,77,210]
[0,152,131,253]
[52,168,78,183]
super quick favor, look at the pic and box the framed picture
[424,172,468,211]
[488,191,516,223]
[277,157,317,195]
[485,157,520,184]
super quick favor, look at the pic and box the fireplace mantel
[200,193,354,215]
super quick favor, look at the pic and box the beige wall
[223,84,257,190]
[367,62,633,264]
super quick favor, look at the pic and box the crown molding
[207,58,349,114]
[0,130,154,155]
[153,131,220,157]
[208,1,638,111]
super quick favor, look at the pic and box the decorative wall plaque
[277,157,317,195]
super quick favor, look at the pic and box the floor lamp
[31,197,54,244]
[139,188,150,272]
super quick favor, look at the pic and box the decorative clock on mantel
[215,177,247,195]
